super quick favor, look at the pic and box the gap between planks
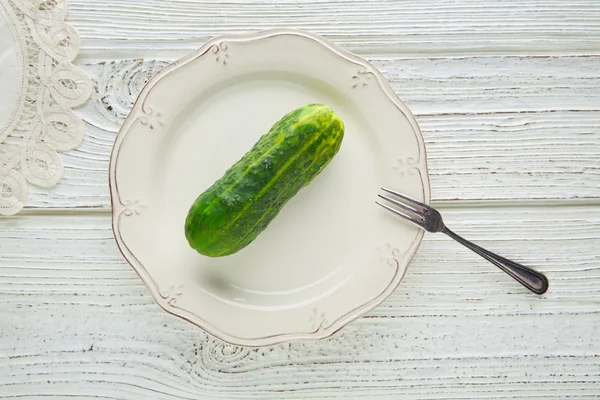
[13,197,600,216]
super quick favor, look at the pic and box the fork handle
[442,228,549,295]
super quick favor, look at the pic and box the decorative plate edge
[108,28,431,347]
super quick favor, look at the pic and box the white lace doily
[0,0,92,215]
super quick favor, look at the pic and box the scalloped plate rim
[109,28,431,347]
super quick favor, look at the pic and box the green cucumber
[185,103,344,257]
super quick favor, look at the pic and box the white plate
[110,29,430,347]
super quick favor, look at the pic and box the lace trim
[0,0,92,215]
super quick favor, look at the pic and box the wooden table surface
[1,1,599,398]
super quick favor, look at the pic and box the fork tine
[375,201,425,230]
[377,193,422,216]
[381,187,427,212]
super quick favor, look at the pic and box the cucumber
[185,103,344,257]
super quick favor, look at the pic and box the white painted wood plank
[22,54,600,209]
[67,0,600,60]
[1,205,599,398]
[2,2,598,399]
[375,55,600,115]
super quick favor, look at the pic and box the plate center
[153,72,381,307]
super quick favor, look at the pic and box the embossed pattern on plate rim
[109,28,431,347]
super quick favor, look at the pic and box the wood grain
[67,0,600,60]
[1,205,598,398]
[19,0,600,209]
[22,54,600,209]
[2,1,600,398]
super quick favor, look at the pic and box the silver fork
[376,187,549,295]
